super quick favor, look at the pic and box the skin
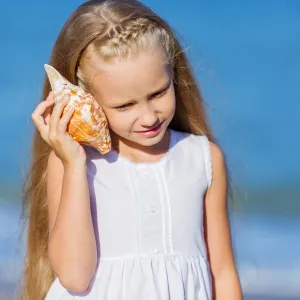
[83,47,176,163]
[31,45,242,296]
[82,47,243,298]
[31,45,242,294]
[204,142,243,299]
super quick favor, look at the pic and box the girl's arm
[47,150,97,293]
[203,142,242,300]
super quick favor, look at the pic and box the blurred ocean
[1,0,299,299]
[0,198,299,299]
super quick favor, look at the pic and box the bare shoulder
[209,141,224,163]
[47,150,64,238]
[208,141,226,183]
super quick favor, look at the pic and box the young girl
[22,0,242,299]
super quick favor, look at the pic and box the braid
[107,18,157,47]
[78,16,175,86]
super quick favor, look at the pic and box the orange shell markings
[44,64,111,154]
[61,88,111,154]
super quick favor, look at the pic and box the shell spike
[44,64,76,92]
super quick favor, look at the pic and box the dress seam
[153,167,168,254]
[127,166,141,254]
[201,136,212,189]
[99,252,205,260]
[159,164,174,253]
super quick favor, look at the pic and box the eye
[149,88,168,100]
[115,103,133,111]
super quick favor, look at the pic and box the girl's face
[85,47,176,152]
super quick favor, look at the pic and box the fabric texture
[45,129,213,300]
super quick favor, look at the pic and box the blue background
[0,1,299,299]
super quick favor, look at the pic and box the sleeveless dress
[45,128,213,300]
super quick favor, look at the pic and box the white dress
[45,128,213,300]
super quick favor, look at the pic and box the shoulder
[171,130,222,158]
[171,129,225,165]
[195,134,226,187]
[208,140,224,166]
[206,139,226,189]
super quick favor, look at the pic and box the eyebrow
[112,78,171,107]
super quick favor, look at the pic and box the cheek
[163,90,176,117]
[104,111,132,132]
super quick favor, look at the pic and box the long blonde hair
[18,0,235,299]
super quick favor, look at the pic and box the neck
[110,129,171,162]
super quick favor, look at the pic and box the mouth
[136,121,163,133]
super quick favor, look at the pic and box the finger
[41,92,55,126]
[46,91,54,101]
[54,89,68,103]
[43,105,53,125]
[57,106,75,134]
[51,94,69,117]
[49,95,70,132]
[31,97,55,131]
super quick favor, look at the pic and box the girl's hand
[31,91,87,167]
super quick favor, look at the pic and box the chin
[135,136,161,146]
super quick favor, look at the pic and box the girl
[21,0,242,299]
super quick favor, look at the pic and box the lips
[136,122,163,133]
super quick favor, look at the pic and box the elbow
[48,245,97,293]
[59,273,92,293]
[52,258,96,293]
[57,259,97,293]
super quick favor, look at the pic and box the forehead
[84,48,171,104]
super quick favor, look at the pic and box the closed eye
[114,83,170,111]
[115,102,134,111]
[149,87,168,100]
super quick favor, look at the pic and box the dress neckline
[107,128,175,167]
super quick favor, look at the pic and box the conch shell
[44,64,111,154]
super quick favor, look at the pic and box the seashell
[44,64,111,154]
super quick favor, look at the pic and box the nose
[139,103,159,128]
